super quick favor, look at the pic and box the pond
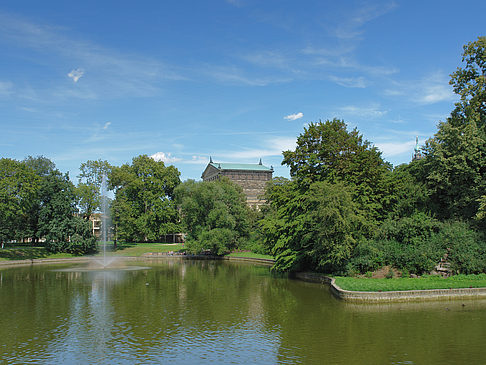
[1,259,486,364]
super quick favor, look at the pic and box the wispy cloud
[203,65,291,86]
[67,68,84,83]
[103,121,111,130]
[0,81,14,96]
[224,136,296,160]
[334,1,398,40]
[284,112,303,121]
[336,104,388,119]
[0,13,185,99]
[329,75,367,88]
[385,72,455,105]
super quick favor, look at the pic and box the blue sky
[0,0,484,181]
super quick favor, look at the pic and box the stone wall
[294,272,486,303]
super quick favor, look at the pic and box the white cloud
[284,112,304,121]
[150,152,181,164]
[329,75,367,88]
[103,121,111,130]
[67,68,84,83]
[375,140,415,157]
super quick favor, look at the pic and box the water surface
[1,259,486,364]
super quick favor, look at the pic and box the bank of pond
[2,243,486,295]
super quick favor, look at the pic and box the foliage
[422,37,486,221]
[261,179,364,273]
[0,158,40,245]
[175,178,250,255]
[45,216,97,255]
[75,183,100,220]
[110,155,181,242]
[282,119,392,222]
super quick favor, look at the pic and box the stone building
[201,158,273,208]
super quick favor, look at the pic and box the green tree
[175,178,250,255]
[76,159,112,219]
[261,179,364,273]
[110,155,181,242]
[423,37,486,220]
[282,119,392,222]
[0,158,39,247]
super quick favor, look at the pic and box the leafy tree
[422,37,486,220]
[282,119,392,222]
[76,159,112,219]
[75,183,100,220]
[110,155,181,242]
[261,179,364,273]
[0,158,40,247]
[78,159,112,188]
[175,178,250,255]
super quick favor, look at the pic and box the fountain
[57,173,148,273]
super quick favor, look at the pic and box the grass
[225,251,274,260]
[334,274,486,292]
[110,242,185,256]
[0,246,77,261]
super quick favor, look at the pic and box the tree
[175,178,250,255]
[282,119,392,222]
[76,160,112,219]
[261,178,364,273]
[0,158,39,247]
[110,155,181,242]
[423,37,486,220]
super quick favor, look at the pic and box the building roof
[208,162,273,172]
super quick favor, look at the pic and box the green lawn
[110,242,185,256]
[0,246,77,261]
[225,251,274,260]
[334,274,486,292]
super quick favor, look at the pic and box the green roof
[209,162,273,171]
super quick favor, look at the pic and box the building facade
[201,158,273,208]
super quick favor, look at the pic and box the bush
[430,221,486,274]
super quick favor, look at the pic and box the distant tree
[110,155,181,242]
[76,159,112,219]
[75,183,100,220]
[78,159,112,188]
[282,119,392,222]
[175,178,250,255]
[422,37,486,220]
[0,158,39,247]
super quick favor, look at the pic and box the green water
[1,259,486,364]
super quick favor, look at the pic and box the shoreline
[3,256,486,302]
[295,272,486,303]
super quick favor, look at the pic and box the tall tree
[282,119,392,222]
[423,37,486,220]
[110,155,181,242]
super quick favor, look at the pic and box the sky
[0,0,484,181]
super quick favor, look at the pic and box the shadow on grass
[0,247,50,260]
